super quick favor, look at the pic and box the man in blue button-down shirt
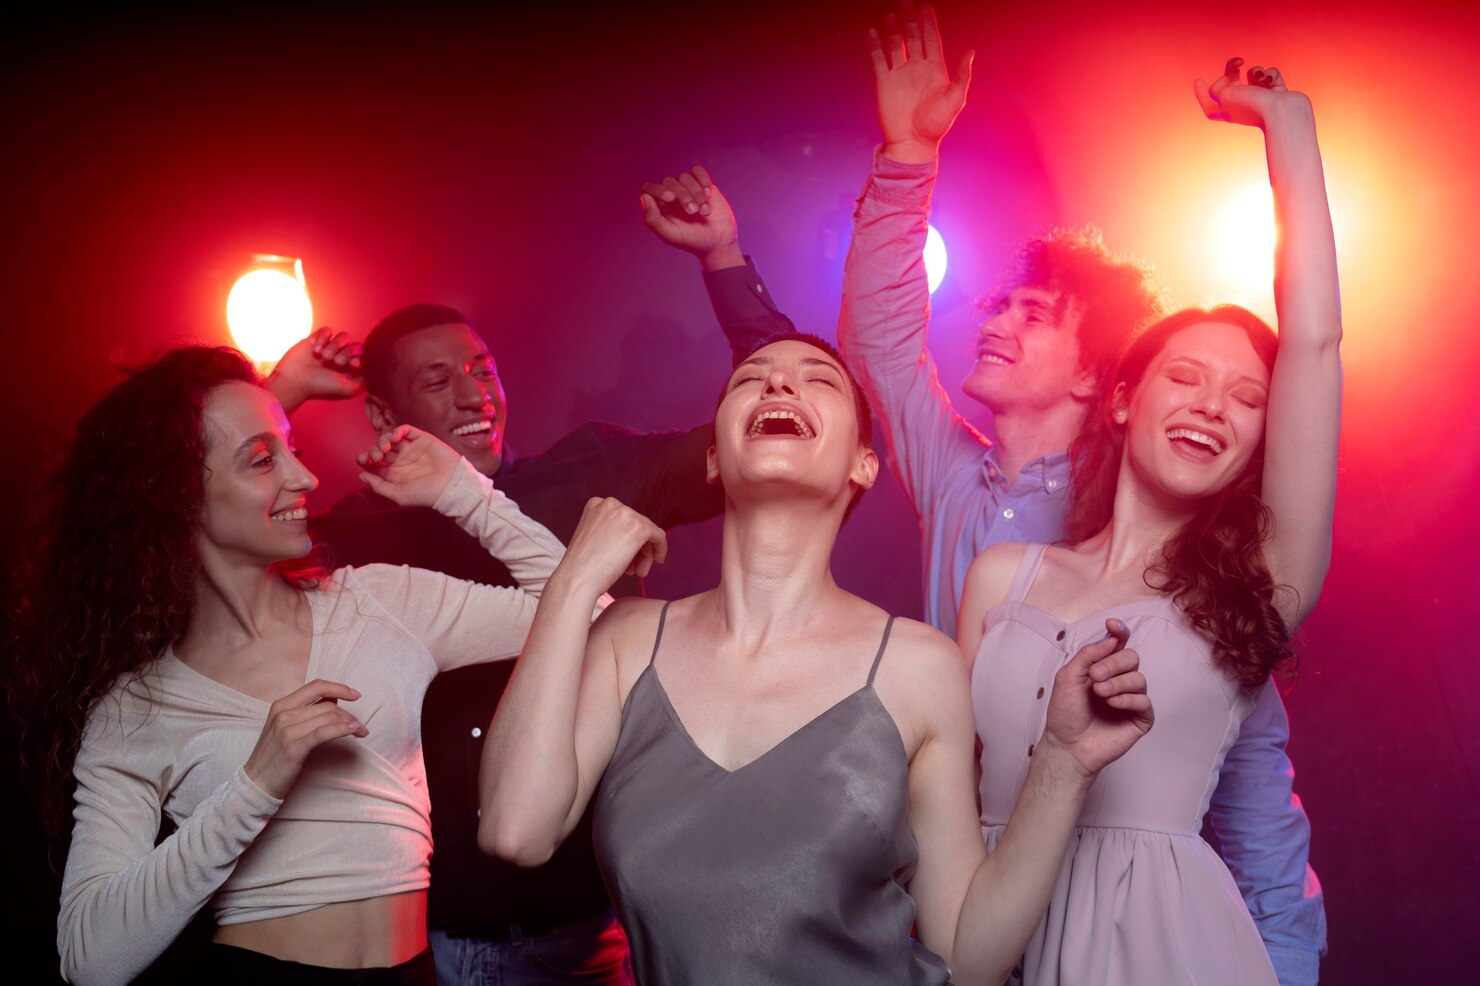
[829,6,1325,983]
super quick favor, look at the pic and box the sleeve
[1208,683,1327,985]
[355,459,570,673]
[836,149,991,521]
[433,457,567,601]
[58,709,281,986]
[705,256,797,365]
[601,422,723,530]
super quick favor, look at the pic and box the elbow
[477,813,558,869]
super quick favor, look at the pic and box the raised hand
[357,425,463,507]
[1041,619,1154,778]
[243,679,368,799]
[264,326,364,414]
[553,497,668,598]
[869,2,973,163]
[640,164,744,271]
[1195,57,1307,129]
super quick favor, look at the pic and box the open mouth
[1166,427,1226,459]
[271,506,308,522]
[452,419,493,438]
[975,348,1015,366]
[748,409,814,439]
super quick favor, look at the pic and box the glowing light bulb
[924,223,948,295]
[226,257,313,366]
[1210,184,1276,297]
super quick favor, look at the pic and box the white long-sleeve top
[58,460,565,986]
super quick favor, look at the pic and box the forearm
[59,768,280,986]
[478,574,601,866]
[433,458,567,599]
[1265,97,1341,351]
[951,743,1088,985]
[706,257,797,364]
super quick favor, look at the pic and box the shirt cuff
[432,457,500,517]
[1265,942,1321,986]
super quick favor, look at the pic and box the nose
[452,371,492,410]
[978,309,1012,342]
[762,368,799,398]
[285,454,320,493]
[1192,387,1226,421]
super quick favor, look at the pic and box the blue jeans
[429,911,630,986]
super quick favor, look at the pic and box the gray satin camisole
[592,603,951,985]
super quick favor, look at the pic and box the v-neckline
[646,663,879,776]
[164,591,323,708]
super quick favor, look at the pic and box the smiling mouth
[1166,428,1226,457]
[452,420,493,438]
[271,507,308,522]
[975,351,1015,366]
[748,409,814,439]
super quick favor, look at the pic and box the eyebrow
[234,431,281,457]
[736,355,844,374]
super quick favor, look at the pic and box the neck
[1089,466,1201,573]
[986,400,1088,485]
[188,553,301,647]
[706,495,849,649]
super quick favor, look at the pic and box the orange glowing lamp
[226,256,313,368]
[1209,183,1276,302]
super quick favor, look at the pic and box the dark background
[4,2,1477,982]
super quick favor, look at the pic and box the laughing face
[708,339,877,513]
[368,323,507,476]
[199,381,320,567]
[1119,321,1271,503]
[962,286,1097,415]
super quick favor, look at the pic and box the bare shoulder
[880,617,971,694]
[590,596,669,648]
[965,541,1029,598]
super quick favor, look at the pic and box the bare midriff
[214,889,427,968]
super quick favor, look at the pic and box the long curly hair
[7,346,326,846]
[1065,306,1294,687]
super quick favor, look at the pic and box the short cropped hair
[985,226,1165,395]
[361,303,474,399]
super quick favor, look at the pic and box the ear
[705,443,720,486]
[1070,362,1100,402]
[1109,381,1130,424]
[365,394,399,434]
[851,448,880,492]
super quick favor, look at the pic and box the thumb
[1193,78,1221,118]
[1066,618,1130,675]
[952,49,975,100]
[640,193,666,229]
[358,471,402,503]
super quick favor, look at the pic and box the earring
[1113,408,1127,423]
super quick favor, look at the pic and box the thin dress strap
[1004,544,1050,603]
[647,601,673,668]
[866,615,898,687]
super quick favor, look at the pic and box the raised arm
[641,164,796,362]
[906,621,1151,985]
[1196,60,1342,629]
[479,498,667,866]
[839,4,986,516]
[264,327,364,415]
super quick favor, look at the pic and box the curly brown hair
[1065,306,1295,688]
[7,346,327,848]
[985,226,1166,395]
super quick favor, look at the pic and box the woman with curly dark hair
[10,345,567,985]
[956,59,1342,985]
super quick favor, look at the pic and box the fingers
[358,425,418,468]
[903,4,924,61]
[867,27,889,79]
[1193,78,1225,121]
[920,3,942,60]
[1061,618,1129,680]
[951,49,974,101]
[884,13,906,68]
[1223,56,1244,84]
[639,172,710,217]
[273,678,362,710]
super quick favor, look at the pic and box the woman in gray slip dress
[478,332,1155,986]
[956,60,1342,986]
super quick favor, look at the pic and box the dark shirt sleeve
[705,256,797,365]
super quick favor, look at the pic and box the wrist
[263,374,306,414]
[881,138,940,165]
[700,242,746,273]
[1029,736,1097,795]
[544,567,611,608]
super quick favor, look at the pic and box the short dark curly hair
[361,302,474,399]
[985,226,1165,395]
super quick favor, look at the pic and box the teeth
[1166,428,1226,455]
[977,353,1012,365]
[747,409,814,438]
[452,420,492,436]
[272,508,308,522]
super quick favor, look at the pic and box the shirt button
[1036,687,1045,699]
[1003,508,1015,520]
[1055,630,1065,641]
[1027,744,1035,757]
[1047,479,1058,490]
[471,727,483,739]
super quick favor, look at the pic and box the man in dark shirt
[304,170,791,985]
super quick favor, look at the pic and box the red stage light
[227,256,313,368]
